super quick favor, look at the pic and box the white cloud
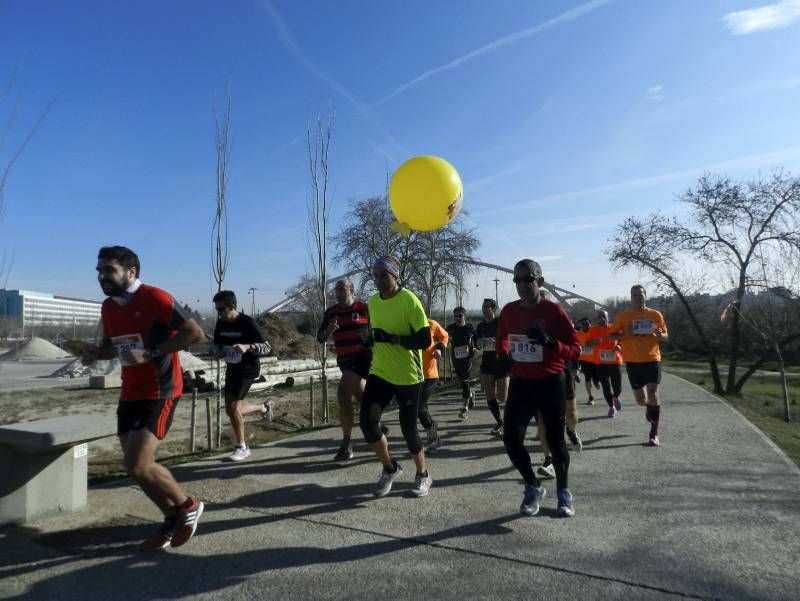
[723,0,800,35]
[646,85,664,101]
[376,0,611,105]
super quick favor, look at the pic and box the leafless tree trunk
[211,88,232,446]
[307,105,334,422]
[211,89,232,293]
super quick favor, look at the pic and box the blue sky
[1,0,799,313]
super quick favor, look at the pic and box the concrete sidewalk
[2,373,799,601]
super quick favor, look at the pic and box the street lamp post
[248,287,258,315]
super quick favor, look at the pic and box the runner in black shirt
[211,291,272,462]
[475,298,508,435]
[446,307,475,420]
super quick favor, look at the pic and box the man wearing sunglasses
[496,259,581,517]
[360,256,433,497]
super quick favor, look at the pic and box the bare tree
[211,89,232,292]
[306,105,334,421]
[608,171,800,395]
[333,195,480,313]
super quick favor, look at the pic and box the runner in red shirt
[317,279,372,461]
[81,246,205,551]
[496,259,580,517]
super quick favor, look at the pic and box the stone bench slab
[0,415,117,452]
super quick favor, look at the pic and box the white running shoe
[229,446,251,462]
[374,463,403,497]
[536,463,556,480]
[411,473,433,497]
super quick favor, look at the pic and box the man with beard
[82,246,205,550]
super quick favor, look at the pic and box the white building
[0,289,102,331]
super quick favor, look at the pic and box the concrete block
[0,415,116,525]
[89,374,121,389]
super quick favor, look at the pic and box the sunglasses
[513,275,537,284]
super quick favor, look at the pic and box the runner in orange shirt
[575,318,599,405]
[610,285,669,446]
[419,318,449,452]
[589,310,624,418]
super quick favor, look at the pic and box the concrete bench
[0,415,117,525]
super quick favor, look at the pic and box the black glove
[372,328,394,343]
[527,326,557,351]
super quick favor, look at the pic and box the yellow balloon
[389,156,463,233]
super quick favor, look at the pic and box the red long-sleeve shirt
[496,299,580,379]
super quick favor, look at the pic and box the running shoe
[458,408,468,421]
[536,463,556,480]
[556,488,575,517]
[468,393,475,410]
[567,429,582,452]
[648,435,660,447]
[520,484,546,516]
[613,397,622,412]
[333,445,354,461]
[411,472,433,497]
[490,423,504,436]
[586,395,594,406]
[261,400,274,422]
[374,462,403,497]
[140,515,176,551]
[607,407,618,418]
[229,446,251,461]
[171,497,204,547]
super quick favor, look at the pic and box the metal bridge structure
[263,259,607,315]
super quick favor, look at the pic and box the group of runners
[82,245,668,551]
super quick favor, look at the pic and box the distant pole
[248,287,258,315]
[493,276,500,307]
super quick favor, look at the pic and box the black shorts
[453,358,472,381]
[579,361,598,382]
[625,362,662,390]
[337,352,371,379]
[480,353,509,378]
[563,366,575,400]
[224,369,257,402]
[117,398,179,440]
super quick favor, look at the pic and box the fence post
[190,388,197,452]
[321,372,328,424]
[205,395,212,450]
[310,376,315,427]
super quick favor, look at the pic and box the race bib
[632,319,655,334]
[482,337,495,352]
[224,346,243,364]
[111,334,144,367]
[600,350,617,362]
[580,345,593,355]
[454,345,470,359]
[508,334,543,363]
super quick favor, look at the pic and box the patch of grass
[668,363,800,466]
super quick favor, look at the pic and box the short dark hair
[213,290,237,309]
[98,246,140,277]
[453,306,466,314]
[631,284,647,296]
[482,298,497,309]
[514,258,542,276]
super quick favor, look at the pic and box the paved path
[2,373,799,600]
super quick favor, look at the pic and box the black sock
[543,456,552,467]
[417,471,428,477]
[646,405,660,435]
[383,460,398,474]
[487,399,502,423]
